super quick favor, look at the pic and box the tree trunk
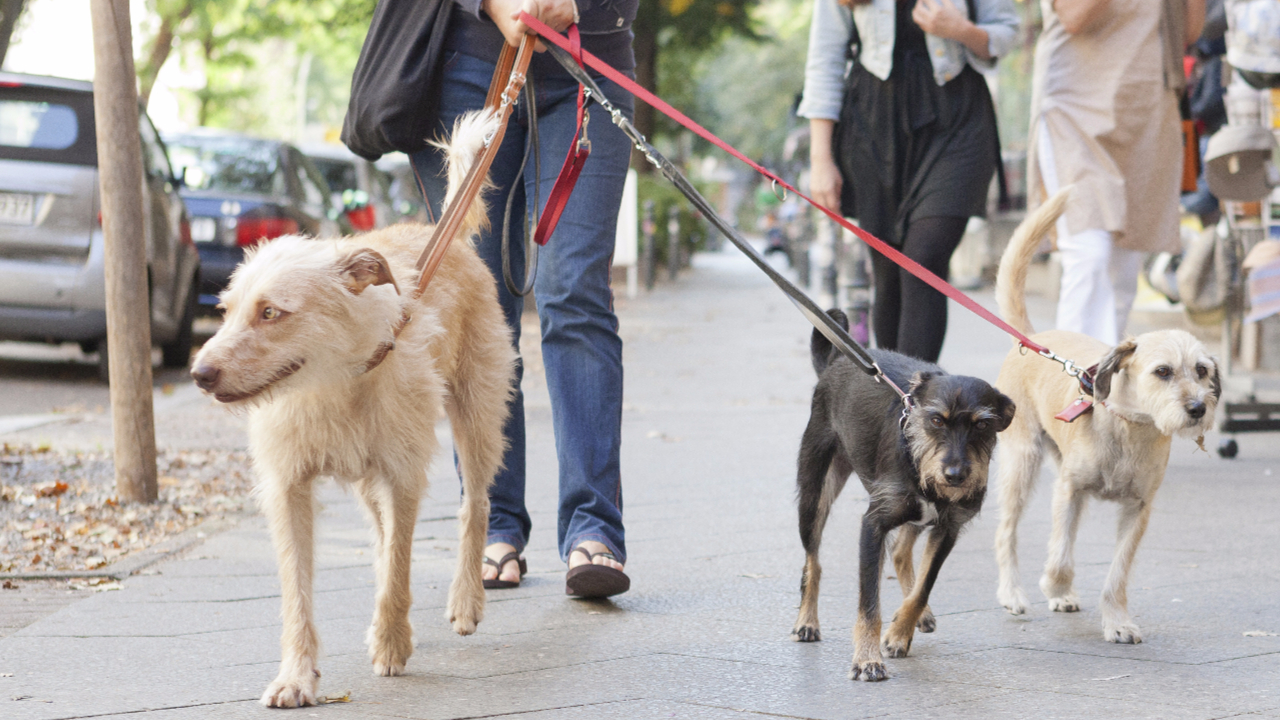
[0,0,26,69]
[630,0,659,173]
[90,0,158,504]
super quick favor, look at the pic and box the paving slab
[1,247,1277,719]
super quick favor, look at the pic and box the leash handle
[518,12,1048,356]
[533,25,590,247]
[413,35,535,299]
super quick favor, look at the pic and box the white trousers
[1038,119,1142,346]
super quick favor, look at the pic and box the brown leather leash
[412,35,536,301]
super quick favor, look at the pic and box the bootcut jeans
[411,50,632,565]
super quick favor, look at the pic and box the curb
[0,515,240,582]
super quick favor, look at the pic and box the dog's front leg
[883,525,958,658]
[364,474,421,675]
[1040,476,1087,613]
[890,525,935,632]
[259,476,322,708]
[1099,496,1150,644]
[850,512,889,682]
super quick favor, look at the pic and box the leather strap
[533,26,590,247]
[413,35,535,300]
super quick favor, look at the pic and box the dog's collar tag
[1054,397,1094,423]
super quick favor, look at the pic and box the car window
[137,113,173,180]
[165,135,282,195]
[0,86,96,165]
[311,157,359,195]
[291,151,329,214]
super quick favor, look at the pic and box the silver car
[0,73,200,379]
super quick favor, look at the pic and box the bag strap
[413,35,536,299]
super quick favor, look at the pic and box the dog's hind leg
[883,524,959,658]
[791,419,844,643]
[259,476,322,708]
[851,510,890,681]
[890,525,935,633]
[1098,496,1151,644]
[361,474,421,676]
[443,335,511,636]
[994,433,1043,615]
[1039,473,1088,613]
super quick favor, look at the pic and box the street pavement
[1,244,1278,719]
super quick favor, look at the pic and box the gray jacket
[798,0,1019,121]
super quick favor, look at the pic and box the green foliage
[636,171,713,268]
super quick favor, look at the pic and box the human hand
[809,156,844,214]
[482,0,578,50]
[911,0,971,41]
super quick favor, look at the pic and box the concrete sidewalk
[2,246,1278,719]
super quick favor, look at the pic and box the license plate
[190,217,217,243]
[0,192,34,225]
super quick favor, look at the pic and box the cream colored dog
[190,112,516,707]
[992,189,1220,644]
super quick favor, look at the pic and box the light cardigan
[798,0,1019,121]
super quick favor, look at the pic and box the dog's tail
[431,109,500,242]
[810,308,849,376]
[995,187,1071,338]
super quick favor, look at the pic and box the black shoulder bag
[341,0,454,161]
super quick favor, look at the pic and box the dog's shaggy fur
[190,112,516,707]
[791,310,1015,681]
[992,189,1220,643]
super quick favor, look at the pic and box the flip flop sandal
[482,551,527,589]
[565,546,630,598]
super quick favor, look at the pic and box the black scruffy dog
[791,310,1015,682]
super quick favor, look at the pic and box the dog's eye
[1154,366,1173,379]
[262,306,281,321]
[1196,364,1208,379]
[930,416,945,428]
[975,420,989,431]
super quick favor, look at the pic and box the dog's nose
[943,465,966,485]
[191,364,221,391]
[1186,400,1206,420]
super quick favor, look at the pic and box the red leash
[518,12,1048,355]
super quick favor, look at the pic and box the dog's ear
[1210,357,1222,400]
[994,392,1017,431]
[1094,338,1138,401]
[339,249,399,296]
[908,371,935,398]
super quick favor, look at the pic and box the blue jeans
[411,51,631,564]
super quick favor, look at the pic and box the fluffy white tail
[995,188,1071,338]
[432,109,500,243]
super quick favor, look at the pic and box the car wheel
[162,279,197,369]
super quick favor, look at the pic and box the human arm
[912,0,992,61]
[809,118,843,213]
[1186,0,1207,45]
[1052,0,1111,34]
[480,0,577,49]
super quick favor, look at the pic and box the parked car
[300,142,397,232]
[0,72,201,378]
[163,130,347,311]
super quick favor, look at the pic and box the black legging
[870,215,968,364]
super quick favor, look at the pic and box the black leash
[500,80,541,298]
[544,44,915,410]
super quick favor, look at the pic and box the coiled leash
[520,15,1105,423]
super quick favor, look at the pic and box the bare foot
[568,540,624,572]
[483,542,522,584]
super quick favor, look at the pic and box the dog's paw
[917,607,936,633]
[1103,620,1143,644]
[998,586,1028,615]
[791,624,821,642]
[447,579,485,637]
[882,634,912,659]
[849,660,889,682]
[1047,595,1081,613]
[367,620,414,676]
[260,668,320,708]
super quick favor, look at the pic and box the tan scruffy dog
[190,111,516,708]
[992,189,1220,644]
